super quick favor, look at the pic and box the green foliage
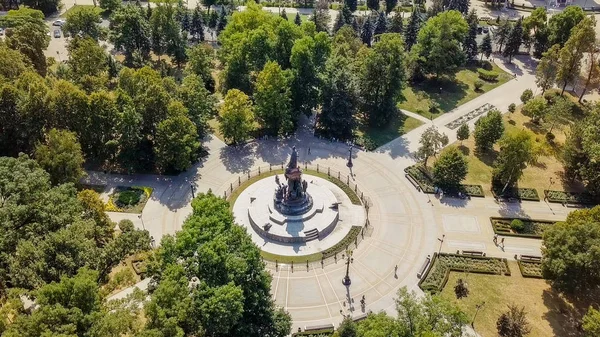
[109,5,151,66]
[542,206,600,291]
[548,5,585,47]
[417,126,449,165]
[479,32,493,59]
[154,103,200,173]
[404,7,421,50]
[117,190,142,206]
[433,147,468,190]
[34,128,85,186]
[63,6,103,40]
[219,89,255,144]
[186,44,215,91]
[521,96,547,122]
[536,44,560,93]
[492,130,538,188]
[100,0,122,12]
[254,61,293,135]
[510,219,525,232]
[474,80,484,91]
[20,0,60,15]
[508,103,516,113]
[474,109,504,153]
[496,305,531,337]
[456,123,469,142]
[67,38,109,84]
[477,68,499,81]
[337,317,357,337]
[2,7,50,76]
[557,17,596,94]
[319,53,357,140]
[583,307,600,337]
[520,89,533,103]
[454,278,469,299]
[464,10,479,61]
[502,17,523,62]
[491,217,553,238]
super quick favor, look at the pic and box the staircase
[304,229,319,241]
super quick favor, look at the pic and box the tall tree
[367,0,380,11]
[464,10,479,62]
[178,74,216,138]
[548,5,584,47]
[154,102,200,173]
[474,109,504,153]
[63,6,103,40]
[404,7,421,50]
[385,0,398,14]
[503,17,523,63]
[219,89,254,144]
[67,37,109,82]
[345,0,358,12]
[21,0,59,15]
[388,11,403,33]
[186,44,215,92]
[557,17,596,95]
[34,129,86,186]
[479,32,493,60]
[2,7,50,76]
[217,8,228,34]
[535,44,560,94]
[280,8,288,21]
[492,130,538,189]
[579,41,600,102]
[456,123,469,143]
[361,17,373,46]
[533,26,550,58]
[109,5,151,66]
[416,126,449,166]
[294,12,302,25]
[494,19,511,53]
[290,35,328,120]
[190,5,205,41]
[374,11,388,37]
[496,305,532,337]
[254,61,293,136]
[312,0,330,33]
[433,147,468,190]
[358,33,406,126]
[319,54,357,140]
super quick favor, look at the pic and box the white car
[52,19,65,26]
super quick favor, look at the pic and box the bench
[417,256,431,278]
[304,323,334,332]
[520,255,541,262]
[405,173,422,192]
[353,312,370,322]
[462,250,485,257]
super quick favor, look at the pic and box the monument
[274,146,312,215]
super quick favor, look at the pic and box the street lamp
[346,145,353,168]
[437,234,445,254]
[190,184,195,199]
[342,250,354,286]
[138,213,146,231]
[471,302,486,328]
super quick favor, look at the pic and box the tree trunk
[579,57,596,103]
[561,81,567,96]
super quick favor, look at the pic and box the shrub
[543,89,561,104]
[429,101,440,113]
[117,190,142,206]
[474,80,484,91]
[478,69,499,81]
[510,219,525,232]
[508,103,516,113]
[545,132,555,142]
[454,278,469,299]
[520,89,533,103]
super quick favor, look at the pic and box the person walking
[500,237,505,247]
[493,234,498,245]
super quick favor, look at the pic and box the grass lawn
[356,114,423,150]
[208,118,225,142]
[439,262,594,337]
[437,99,584,197]
[60,5,105,18]
[399,62,512,119]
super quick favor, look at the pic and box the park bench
[520,255,541,262]
[353,312,371,322]
[417,256,431,278]
[304,323,334,332]
[462,250,485,257]
[404,173,422,192]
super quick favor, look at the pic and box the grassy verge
[106,186,153,213]
[439,262,592,337]
[399,62,511,119]
[61,5,105,18]
[356,115,423,150]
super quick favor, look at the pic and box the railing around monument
[222,163,372,272]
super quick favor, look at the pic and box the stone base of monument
[248,178,339,244]
[233,174,366,257]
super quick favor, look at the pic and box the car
[52,19,65,26]
[0,28,4,36]
[53,29,61,38]
[482,27,489,34]
[477,26,483,34]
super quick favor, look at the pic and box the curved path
[95,56,575,331]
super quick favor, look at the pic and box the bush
[477,69,499,81]
[544,190,596,205]
[429,101,440,113]
[117,190,142,206]
[474,80,484,91]
[510,219,525,232]
[508,103,516,113]
[520,89,533,104]
[545,132,555,142]
[543,89,561,104]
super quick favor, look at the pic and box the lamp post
[342,250,354,286]
[190,184,195,199]
[138,213,146,231]
[437,234,445,254]
[346,145,353,168]
[471,302,486,328]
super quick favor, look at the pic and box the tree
[520,89,533,104]
[178,74,216,138]
[492,130,538,188]
[456,123,469,143]
[557,17,596,95]
[385,0,398,14]
[337,317,358,337]
[497,305,531,337]
[411,10,468,78]
[464,10,479,61]
[280,8,288,21]
[67,37,108,82]
[78,189,115,246]
[34,129,85,186]
[186,43,215,91]
[312,0,330,33]
[367,0,380,11]
[86,91,119,159]
[21,0,59,15]
[541,206,600,291]
[548,5,584,47]
[358,33,406,127]
[374,12,387,37]
[290,35,326,120]
[416,126,448,166]
[345,0,358,12]
[533,26,550,58]
[494,20,511,53]
[583,307,600,337]
[99,0,122,12]
[63,6,103,40]
[154,103,200,172]
[479,32,493,60]
[474,109,504,153]
[2,8,50,76]
[217,8,228,34]
[319,54,357,140]
[361,17,372,46]
[109,5,151,66]
[404,7,421,50]
[433,147,468,189]
[388,11,403,33]
[454,278,469,299]
[579,41,600,102]
[535,44,560,93]
[254,61,293,136]
[202,0,216,15]
[295,12,302,25]
[190,5,205,41]
[219,89,254,144]
[503,17,523,63]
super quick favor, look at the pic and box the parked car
[482,27,489,34]
[53,29,61,38]
[52,19,65,26]
[477,26,483,34]
[0,28,4,36]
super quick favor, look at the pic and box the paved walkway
[91,51,561,333]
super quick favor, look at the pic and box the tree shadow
[523,121,546,135]
[457,145,470,156]
[219,144,256,173]
[475,149,498,167]
[542,286,600,337]
[408,76,470,112]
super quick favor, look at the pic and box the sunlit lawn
[399,62,512,119]
[356,114,423,150]
[440,262,593,337]
[61,4,105,18]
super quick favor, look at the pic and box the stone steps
[304,228,319,241]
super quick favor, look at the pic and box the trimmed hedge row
[477,69,499,81]
[418,253,510,293]
[544,190,597,205]
[292,329,334,337]
[404,165,485,197]
[517,259,543,278]
[492,185,540,201]
[490,217,555,239]
[321,226,362,259]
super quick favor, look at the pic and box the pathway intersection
[96,56,570,331]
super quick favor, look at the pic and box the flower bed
[405,165,485,197]
[322,226,362,259]
[419,253,510,293]
[544,190,597,205]
[106,186,153,213]
[517,260,543,278]
[490,217,554,239]
[445,103,495,130]
[492,185,540,201]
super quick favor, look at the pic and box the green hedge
[477,68,499,81]
[405,165,485,197]
[322,226,362,259]
[517,259,543,278]
[419,253,511,293]
[544,190,597,205]
[490,217,555,239]
[292,329,334,337]
[492,185,540,201]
